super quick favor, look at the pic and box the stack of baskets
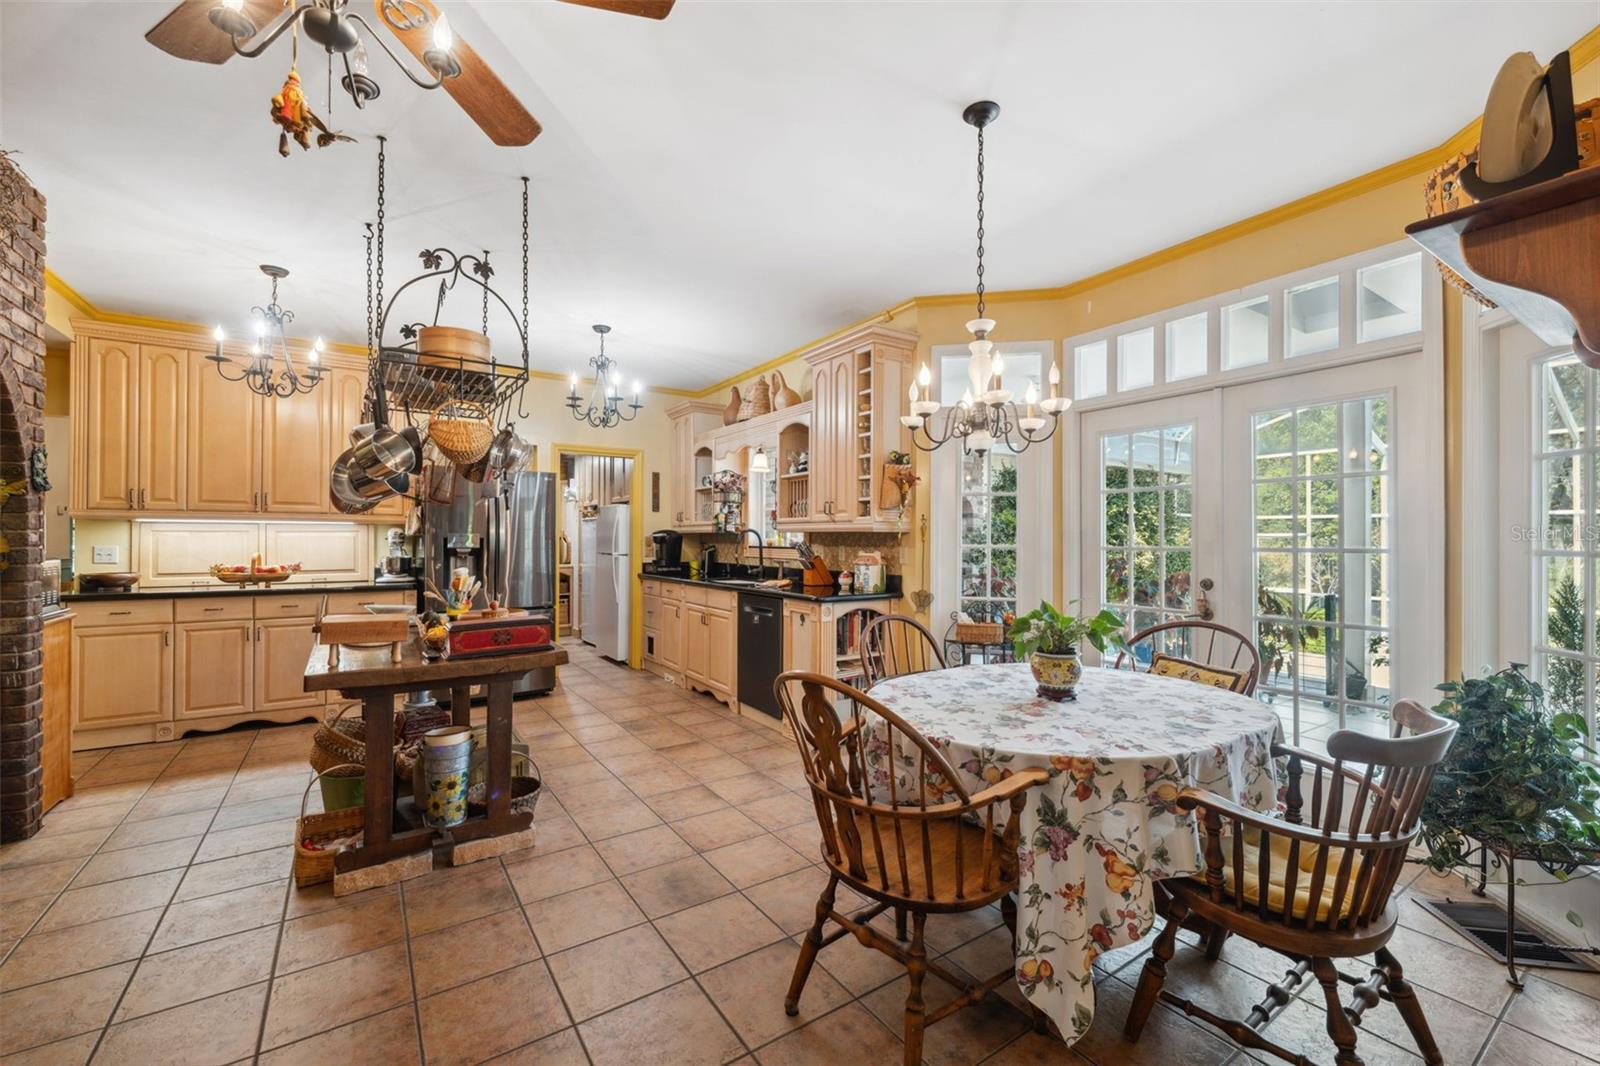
[293,766,365,887]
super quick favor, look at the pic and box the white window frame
[929,341,1055,630]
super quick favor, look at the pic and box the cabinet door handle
[110,610,132,616]
[163,630,171,647]
[204,606,224,612]
[139,488,147,508]
[126,489,134,507]
[262,491,269,509]
[256,626,262,640]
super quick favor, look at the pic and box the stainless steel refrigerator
[423,469,557,696]
[593,503,630,661]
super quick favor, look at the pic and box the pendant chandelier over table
[208,264,326,398]
[566,324,644,429]
[904,101,1070,456]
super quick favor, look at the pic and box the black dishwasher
[737,591,784,719]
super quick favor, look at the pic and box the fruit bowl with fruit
[209,556,302,587]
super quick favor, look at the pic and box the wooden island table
[303,636,567,886]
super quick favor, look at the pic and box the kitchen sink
[710,578,765,587]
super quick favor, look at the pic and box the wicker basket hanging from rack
[428,400,495,465]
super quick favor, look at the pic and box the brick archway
[1,152,48,842]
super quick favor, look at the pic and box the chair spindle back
[860,615,948,690]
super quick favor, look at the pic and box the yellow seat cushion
[1149,653,1247,693]
[1202,827,1361,923]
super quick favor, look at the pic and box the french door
[1078,353,1441,750]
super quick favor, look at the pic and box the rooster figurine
[269,67,354,157]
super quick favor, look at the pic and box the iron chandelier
[209,264,325,398]
[566,324,644,429]
[903,101,1069,456]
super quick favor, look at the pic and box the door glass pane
[1543,357,1587,450]
[1356,254,1422,342]
[1100,421,1196,638]
[1117,328,1155,391]
[1075,340,1108,399]
[1251,393,1392,751]
[1285,276,1339,357]
[1166,312,1208,381]
[959,446,1017,624]
[1222,295,1270,369]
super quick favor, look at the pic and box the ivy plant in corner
[1421,664,1600,891]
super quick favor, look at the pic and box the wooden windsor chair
[860,614,948,690]
[1122,699,1459,1066]
[1112,618,1262,695]
[775,671,1048,1066]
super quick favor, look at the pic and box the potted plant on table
[1008,600,1128,701]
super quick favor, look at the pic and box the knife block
[801,557,834,590]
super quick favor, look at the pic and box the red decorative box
[445,610,554,659]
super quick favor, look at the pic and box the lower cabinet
[782,601,821,674]
[65,591,404,751]
[254,616,323,713]
[72,624,174,735]
[175,620,254,720]
[41,614,74,814]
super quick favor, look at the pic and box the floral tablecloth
[869,663,1283,1042]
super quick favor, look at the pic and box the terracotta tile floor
[4,640,1596,1064]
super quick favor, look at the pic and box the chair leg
[785,874,838,1016]
[904,911,928,1066]
[1312,956,1364,1066]
[1377,947,1443,1066]
[1124,897,1186,1041]
[895,906,908,941]
[1202,922,1229,961]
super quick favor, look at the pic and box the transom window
[1532,353,1598,753]
[1100,424,1194,647]
[1251,396,1391,745]
[960,448,1017,624]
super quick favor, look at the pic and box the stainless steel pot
[329,449,391,514]
[501,429,534,474]
[349,422,416,482]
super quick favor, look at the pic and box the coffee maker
[649,529,684,574]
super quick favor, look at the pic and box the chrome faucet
[736,527,766,579]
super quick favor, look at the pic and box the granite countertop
[64,579,419,603]
[638,570,900,604]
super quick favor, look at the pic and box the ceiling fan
[145,0,675,147]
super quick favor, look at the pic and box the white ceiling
[2,1,1592,389]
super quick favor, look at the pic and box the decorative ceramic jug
[723,386,742,426]
[771,370,801,409]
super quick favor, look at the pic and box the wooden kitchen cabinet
[72,623,173,733]
[683,586,737,709]
[703,606,735,696]
[41,613,74,814]
[262,385,330,514]
[187,349,261,512]
[174,619,254,721]
[782,600,821,675]
[666,401,724,529]
[137,345,188,511]
[803,325,914,529]
[659,597,683,673]
[77,337,139,511]
[253,615,322,712]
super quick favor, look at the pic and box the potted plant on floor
[1421,664,1600,876]
[1008,600,1128,701]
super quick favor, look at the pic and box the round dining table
[869,661,1285,1044]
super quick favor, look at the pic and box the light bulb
[253,317,266,337]
[633,380,642,397]
[310,338,323,363]
[960,388,973,409]
[1024,381,1038,406]
[908,382,918,404]
[431,12,452,52]
[569,373,579,394]
[991,351,1004,380]
[350,40,369,77]
[917,363,931,389]
[212,324,225,342]
[1049,361,1060,386]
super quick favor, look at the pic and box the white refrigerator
[593,504,630,660]
[578,517,597,645]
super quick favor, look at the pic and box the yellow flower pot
[1030,650,1082,701]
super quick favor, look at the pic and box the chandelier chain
[375,136,386,348]
[521,178,530,343]
[481,250,490,337]
[975,122,986,320]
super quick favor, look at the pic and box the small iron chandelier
[209,265,325,398]
[566,324,643,429]
[904,101,1069,455]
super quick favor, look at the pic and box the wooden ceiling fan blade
[375,0,542,147]
[558,0,676,19]
[145,0,286,64]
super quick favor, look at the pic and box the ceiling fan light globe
[207,3,256,38]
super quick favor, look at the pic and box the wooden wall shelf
[1406,167,1600,363]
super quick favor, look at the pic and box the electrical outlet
[92,545,119,564]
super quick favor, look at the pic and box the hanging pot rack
[361,136,532,435]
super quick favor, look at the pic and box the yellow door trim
[549,443,648,671]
